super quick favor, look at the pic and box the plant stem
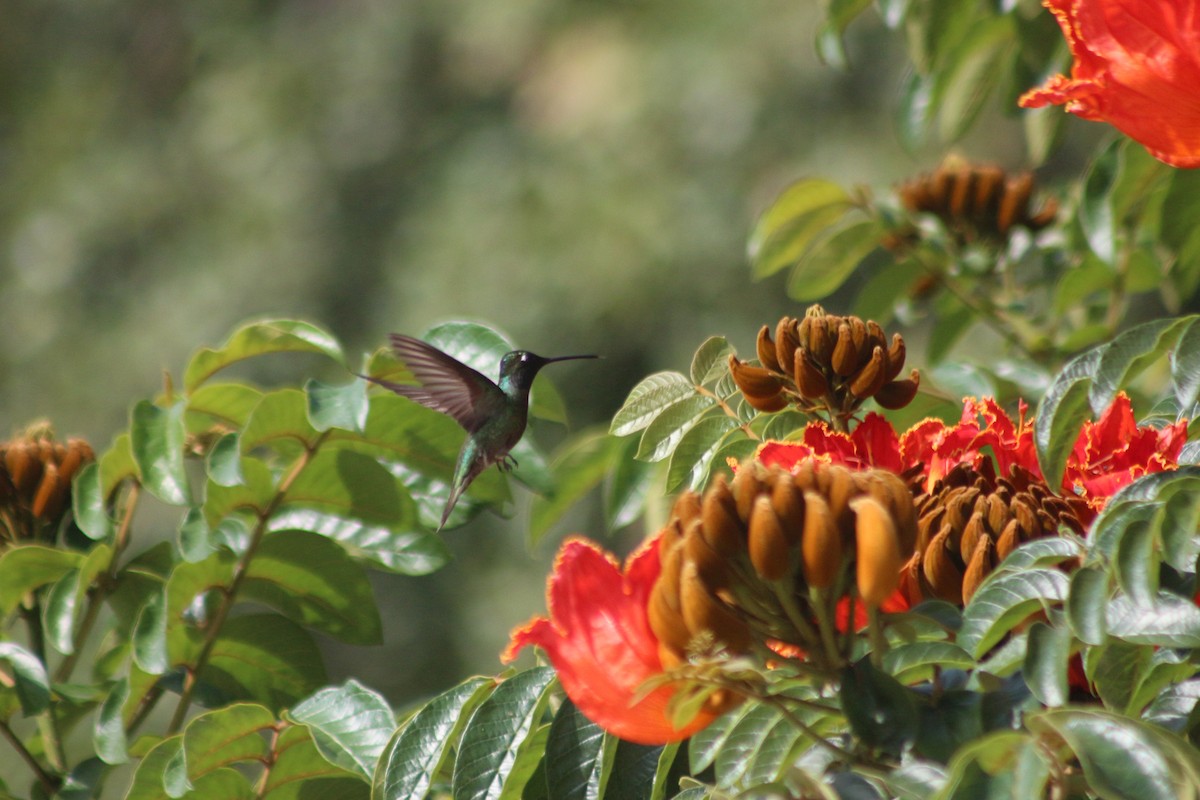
[166,432,329,735]
[696,385,760,441]
[0,720,59,795]
[18,601,68,775]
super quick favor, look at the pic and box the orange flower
[754,412,905,473]
[1064,392,1187,511]
[1018,0,1200,168]
[503,535,719,744]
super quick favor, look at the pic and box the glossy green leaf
[186,382,265,429]
[1067,565,1109,646]
[1092,468,1200,571]
[635,395,714,462]
[1144,678,1200,732]
[1024,622,1069,708]
[184,319,346,393]
[1114,518,1157,607]
[529,430,622,547]
[1130,650,1197,715]
[241,388,321,453]
[43,568,83,655]
[288,679,395,781]
[177,505,214,563]
[452,666,556,800]
[813,0,872,67]
[1106,592,1200,647]
[243,530,381,644]
[689,704,751,775]
[958,568,1069,658]
[1028,708,1200,800]
[98,433,140,499]
[665,415,739,493]
[610,372,696,437]
[267,508,450,575]
[995,537,1083,572]
[131,399,192,505]
[1171,317,1200,410]
[263,724,370,800]
[132,582,169,675]
[72,462,112,541]
[786,217,882,301]
[284,446,412,525]
[178,703,275,785]
[604,738,670,800]
[935,17,1013,142]
[206,615,327,708]
[1080,141,1120,264]
[749,179,854,279]
[1090,317,1191,414]
[373,677,494,800]
[94,677,130,764]
[203,433,243,490]
[0,544,83,618]
[840,657,917,754]
[741,713,807,788]
[1034,348,1100,491]
[543,698,606,800]
[714,703,784,789]
[937,730,1039,800]
[1089,641,1150,715]
[307,378,368,433]
[0,642,50,715]
[690,336,733,385]
[605,435,659,531]
[203,455,276,526]
[883,641,975,683]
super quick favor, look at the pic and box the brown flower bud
[756,325,781,373]
[770,471,805,542]
[802,491,842,590]
[749,495,791,581]
[852,496,902,608]
[922,525,963,604]
[794,347,829,399]
[685,518,732,589]
[807,316,833,362]
[31,463,63,521]
[875,371,920,410]
[884,334,906,382]
[729,355,788,413]
[962,535,997,603]
[848,346,887,399]
[831,321,859,377]
[701,474,744,557]
[5,442,41,497]
[679,562,752,652]
[775,317,801,375]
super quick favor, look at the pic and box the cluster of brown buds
[904,462,1085,605]
[0,423,95,542]
[648,460,917,672]
[729,306,920,422]
[896,159,1058,244]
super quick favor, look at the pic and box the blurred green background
[1,0,1035,706]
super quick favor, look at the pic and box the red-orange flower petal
[1019,0,1200,168]
[503,535,718,744]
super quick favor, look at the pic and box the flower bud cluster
[897,160,1058,242]
[648,460,916,669]
[904,462,1084,605]
[0,424,95,542]
[729,305,919,418]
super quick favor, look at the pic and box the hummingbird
[363,334,598,530]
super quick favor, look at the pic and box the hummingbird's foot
[499,454,519,472]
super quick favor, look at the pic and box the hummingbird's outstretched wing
[365,334,503,433]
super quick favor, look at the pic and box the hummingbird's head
[499,350,598,391]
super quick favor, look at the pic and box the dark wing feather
[373,334,501,432]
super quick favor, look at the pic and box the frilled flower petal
[754,413,904,473]
[899,398,1039,491]
[503,535,718,744]
[1019,0,1200,168]
[1064,392,1188,509]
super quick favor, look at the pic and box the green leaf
[611,372,696,437]
[288,679,396,781]
[1115,518,1158,606]
[307,378,369,433]
[206,615,327,708]
[840,657,918,754]
[664,416,739,493]
[635,396,714,463]
[41,544,111,654]
[72,462,112,541]
[1106,592,1200,647]
[205,433,243,489]
[267,508,450,576]
[94,677,130,764]
[1024,622,1070,708]
[883,641,975,683]
[1027,708,1200,800]
[1034,348,1100,491]
[937,730,1039,800]
[131,399,192,505]
[98,433,140,499]
[452,667,556,800]
[958,568,1069,658]
[1080,141,1120,265]
[934,17,1013,142]
[813,0,873,67]
[690,336,733,385]
[184,319,346,393]
[1089,640,1150,715]
[285,446,414,526]
[1067,565,1109,646]
[0,544,83,618]
[202,455,276,526]
[714,703,784,789]
[132,583,169,675]
[186,382,264,429]
[179,703,275,781]
[178,506,214,563]
[786,217,882,301]
[263,724,370,800]
[604,738,670,800]
[0,642,50,715]
[604,435,659,531]
[373,677,495,800]
[748,178,854,279]
[543,699,606,800]
[1090,317,1192,413]
[529,431,622,548]
[1171,317,1200,410]
[241,388,321,453]
[243,530,381,644]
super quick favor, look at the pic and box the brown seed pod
[852,496,902,608]
[922,525,964,604]
[831,321,859,377]
[5,442,41,497]
[701,474,745,557]
[962,535,997,603]
[875,371,920,410]
[679,562,752,652]
[728,355,788,412]
[748,495,791,581]
[775,318,801,375]
[671,490,703,528]
[648,580,693,658]
[684,518,732,589]
[31,462,62,520]
[770,471,805,542]
[996,518,1022,561]
[848,346,887,399]
[794,347,830,400]
[808,316,833,362]
[802,491,842,590]
[884,334,906,382]
[732,462,766,522]
[756,325,781,373]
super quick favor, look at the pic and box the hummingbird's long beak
[544,354,600,363]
